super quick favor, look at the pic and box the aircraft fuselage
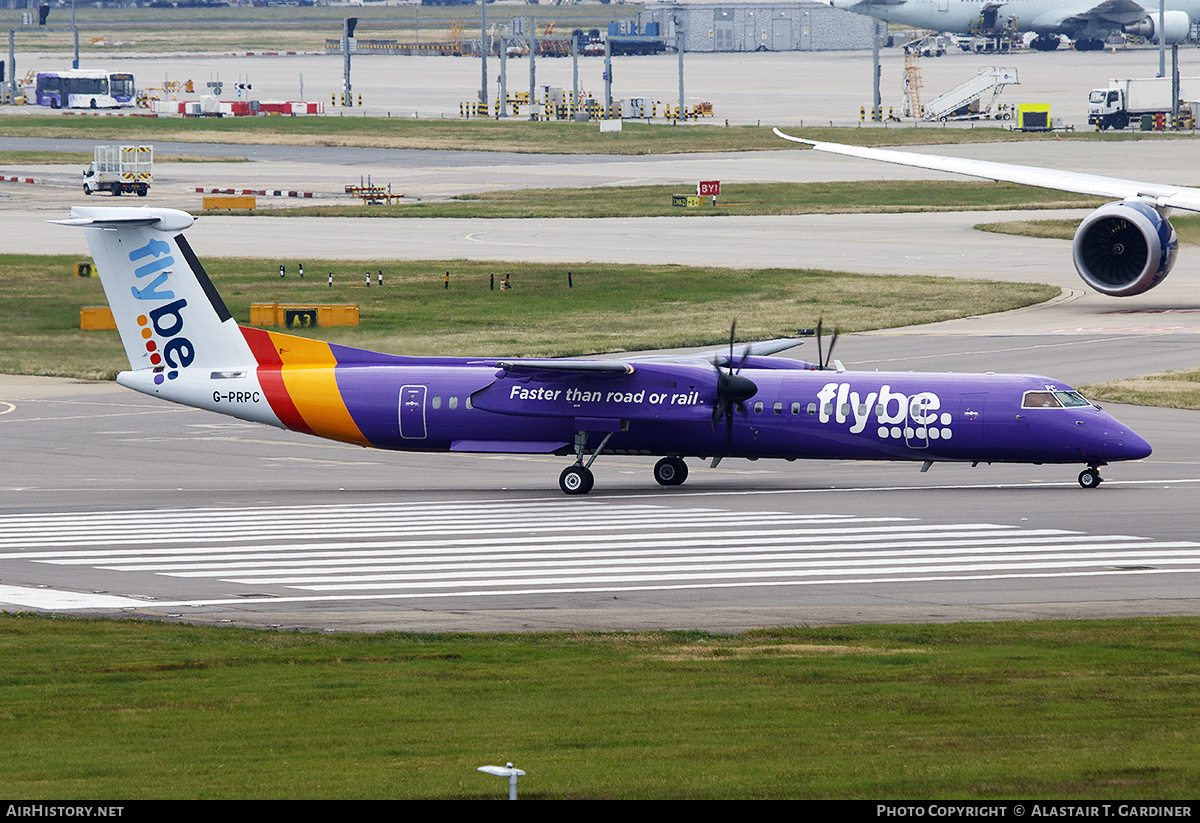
[119,349,1150,470]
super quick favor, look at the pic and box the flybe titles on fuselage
[127,236,195,384]
[472,378,705,419]
[816,382,955,441]
[474,375,955,439]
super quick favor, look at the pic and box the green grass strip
[255,180,1105,219]
[0,116,1188,156]
[3,613,1200,798]
[0,254,1055,380]
[1082,368,1200,410]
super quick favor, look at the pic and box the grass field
[1082,368,1200,410]
[256,180,1106,219]
[0,254,1056,380]
[4,612,1200,799]
[0,114,1185,156]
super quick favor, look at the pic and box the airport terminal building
[640,2,877,52]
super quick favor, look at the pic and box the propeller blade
[728,319,737,370]
[815,316,824,371]
[824,328,840,370]
[712,319,759,447]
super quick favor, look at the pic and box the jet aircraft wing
[773,129,1200,213]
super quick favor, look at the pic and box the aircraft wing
[489,359,633,375]
[773,129,1200,213]
[629,337,807,366]
[476,338,808,378]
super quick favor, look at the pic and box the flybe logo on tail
[128,238,194,384]
[129,238,176,301]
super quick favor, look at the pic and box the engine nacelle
[1072,201,1178,296]
[1124,10,1191,43]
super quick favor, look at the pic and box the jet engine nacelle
[1124,10,1191,43]
[1072,201,1178,296]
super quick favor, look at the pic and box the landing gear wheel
[559,465,594,495]
[653,457,688,486]
[1078,468,1102,489]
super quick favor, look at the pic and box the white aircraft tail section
[57,207,254,385]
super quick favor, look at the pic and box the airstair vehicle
[923,67,1018,121]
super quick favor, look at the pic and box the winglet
[773,128,819,147]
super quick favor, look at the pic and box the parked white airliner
[832,0,1200,50]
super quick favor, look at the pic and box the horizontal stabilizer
[49,207,195,232]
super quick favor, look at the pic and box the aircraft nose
[1103,428,1152,462]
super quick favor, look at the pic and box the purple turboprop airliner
[59,206,1151,495]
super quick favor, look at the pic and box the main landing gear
[653,456,688,486]
[559,464,594,495]
[1078,466,1103,489]
[560,455,691,495]
[558,429,692,495]
[559,429,615,496]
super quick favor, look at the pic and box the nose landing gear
[1078,466,1103,489]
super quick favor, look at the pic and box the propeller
[711,320,758,444]
[813,316,840,371]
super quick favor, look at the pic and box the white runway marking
[1,500,1198,610]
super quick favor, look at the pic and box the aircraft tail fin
[58,207,255,384]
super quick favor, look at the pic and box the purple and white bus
[35,70,135,109]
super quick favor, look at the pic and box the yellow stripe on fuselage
[267,330,370,447]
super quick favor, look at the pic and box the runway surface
[2,101,1199,630]
[2,331,1197,631]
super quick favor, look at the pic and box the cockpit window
[1022,390,1092,409]
[1022,391,1060,408]
[1054,390,1091,407]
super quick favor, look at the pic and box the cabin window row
[429,396,473,410]
[748,401,872,417]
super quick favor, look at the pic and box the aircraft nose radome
[1105,430,1153,462]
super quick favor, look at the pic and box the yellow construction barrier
[80,307,116,330]
[203,196,257,210]
[250,303,360,328]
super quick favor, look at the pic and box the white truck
[1088,77,1200,130]
[83,145,153,196]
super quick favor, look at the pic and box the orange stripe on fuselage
[241,326,370,447]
